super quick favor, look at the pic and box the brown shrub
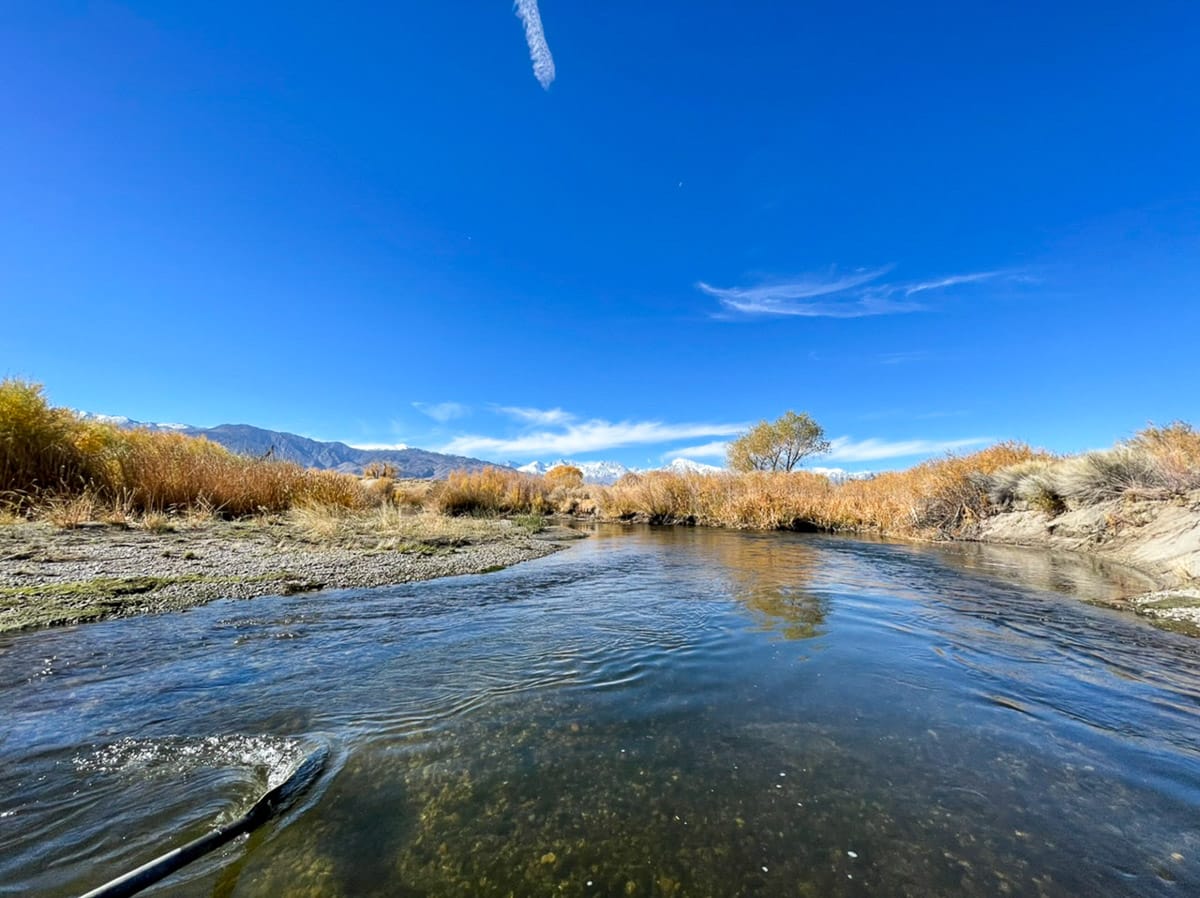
[434,467,551,516]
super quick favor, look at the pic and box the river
[2,526,1198,897]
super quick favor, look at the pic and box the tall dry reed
[0,379,374,515]
[432,467,552,516]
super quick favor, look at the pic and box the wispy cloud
[514,0,556,89]
[346,442,410,451]
[412,401,469,422]
[496,405,574,425]
[698,267,896,317]
[442,418,746,458]
[825,436,992,462]
[903,271,1004,296]
[701,267,1016,319]
[877,350,932,365]
[666,440,730,460]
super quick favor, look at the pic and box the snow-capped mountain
[514,457,871,484]
[662,458,723,475]
[514,457,722,484]
[76,412,191,431]
[809,466,875,483]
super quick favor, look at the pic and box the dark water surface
[2,527,1198,897]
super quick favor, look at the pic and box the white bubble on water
[73,734,304,788]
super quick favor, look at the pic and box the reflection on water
[701,529,829,640]
[1,526,1199,897]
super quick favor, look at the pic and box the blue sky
[2,1,1198,471]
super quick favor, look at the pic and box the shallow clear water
[1,527,1198,897]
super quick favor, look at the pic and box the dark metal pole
[78,745,328,898]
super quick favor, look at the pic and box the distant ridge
[75,414,502,479]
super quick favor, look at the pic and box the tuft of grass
[982,423,1200,515]
[136,511,175,533]
[390,480,434,510]
[513,513,547,534]
[1052,448,1164,504]
[1129,422,1200,494]
[43,493,100,529]
[289,501,348,542]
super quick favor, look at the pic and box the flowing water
[2,527,1199,897]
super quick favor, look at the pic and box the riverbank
[0,514,583,633]
[969,489,1200,632]
[4,495,1197,637]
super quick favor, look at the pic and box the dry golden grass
[1,379,376,516]
[599,470,834,529]
[41,493,101,529]
[982,423,1200,513]
[596,443,1049,537]
[289,502,502,549]
[594,429,1200,537]
[390,479,435,510]
[831,442,1049,534]
[433,467,552,516]
[1130,422,1200,493]
[0,380,88,504]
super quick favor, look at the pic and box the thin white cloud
[904,270,1005,296]
[497,405,575,425]
[514,0,556,89]
[666,440,730,460]
[412,401,469,422]
[698,267,894,317]
[702,267,1020,319]
[825,436,992,463]
[878,350,931,365]
[442,419,746,458]
[346,442,410,451]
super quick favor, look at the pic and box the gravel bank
[0,518,583,633]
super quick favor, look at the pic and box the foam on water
[74,734,305,788]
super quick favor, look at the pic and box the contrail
[514,0,556,89]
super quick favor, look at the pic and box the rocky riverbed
[0,515,584,633]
